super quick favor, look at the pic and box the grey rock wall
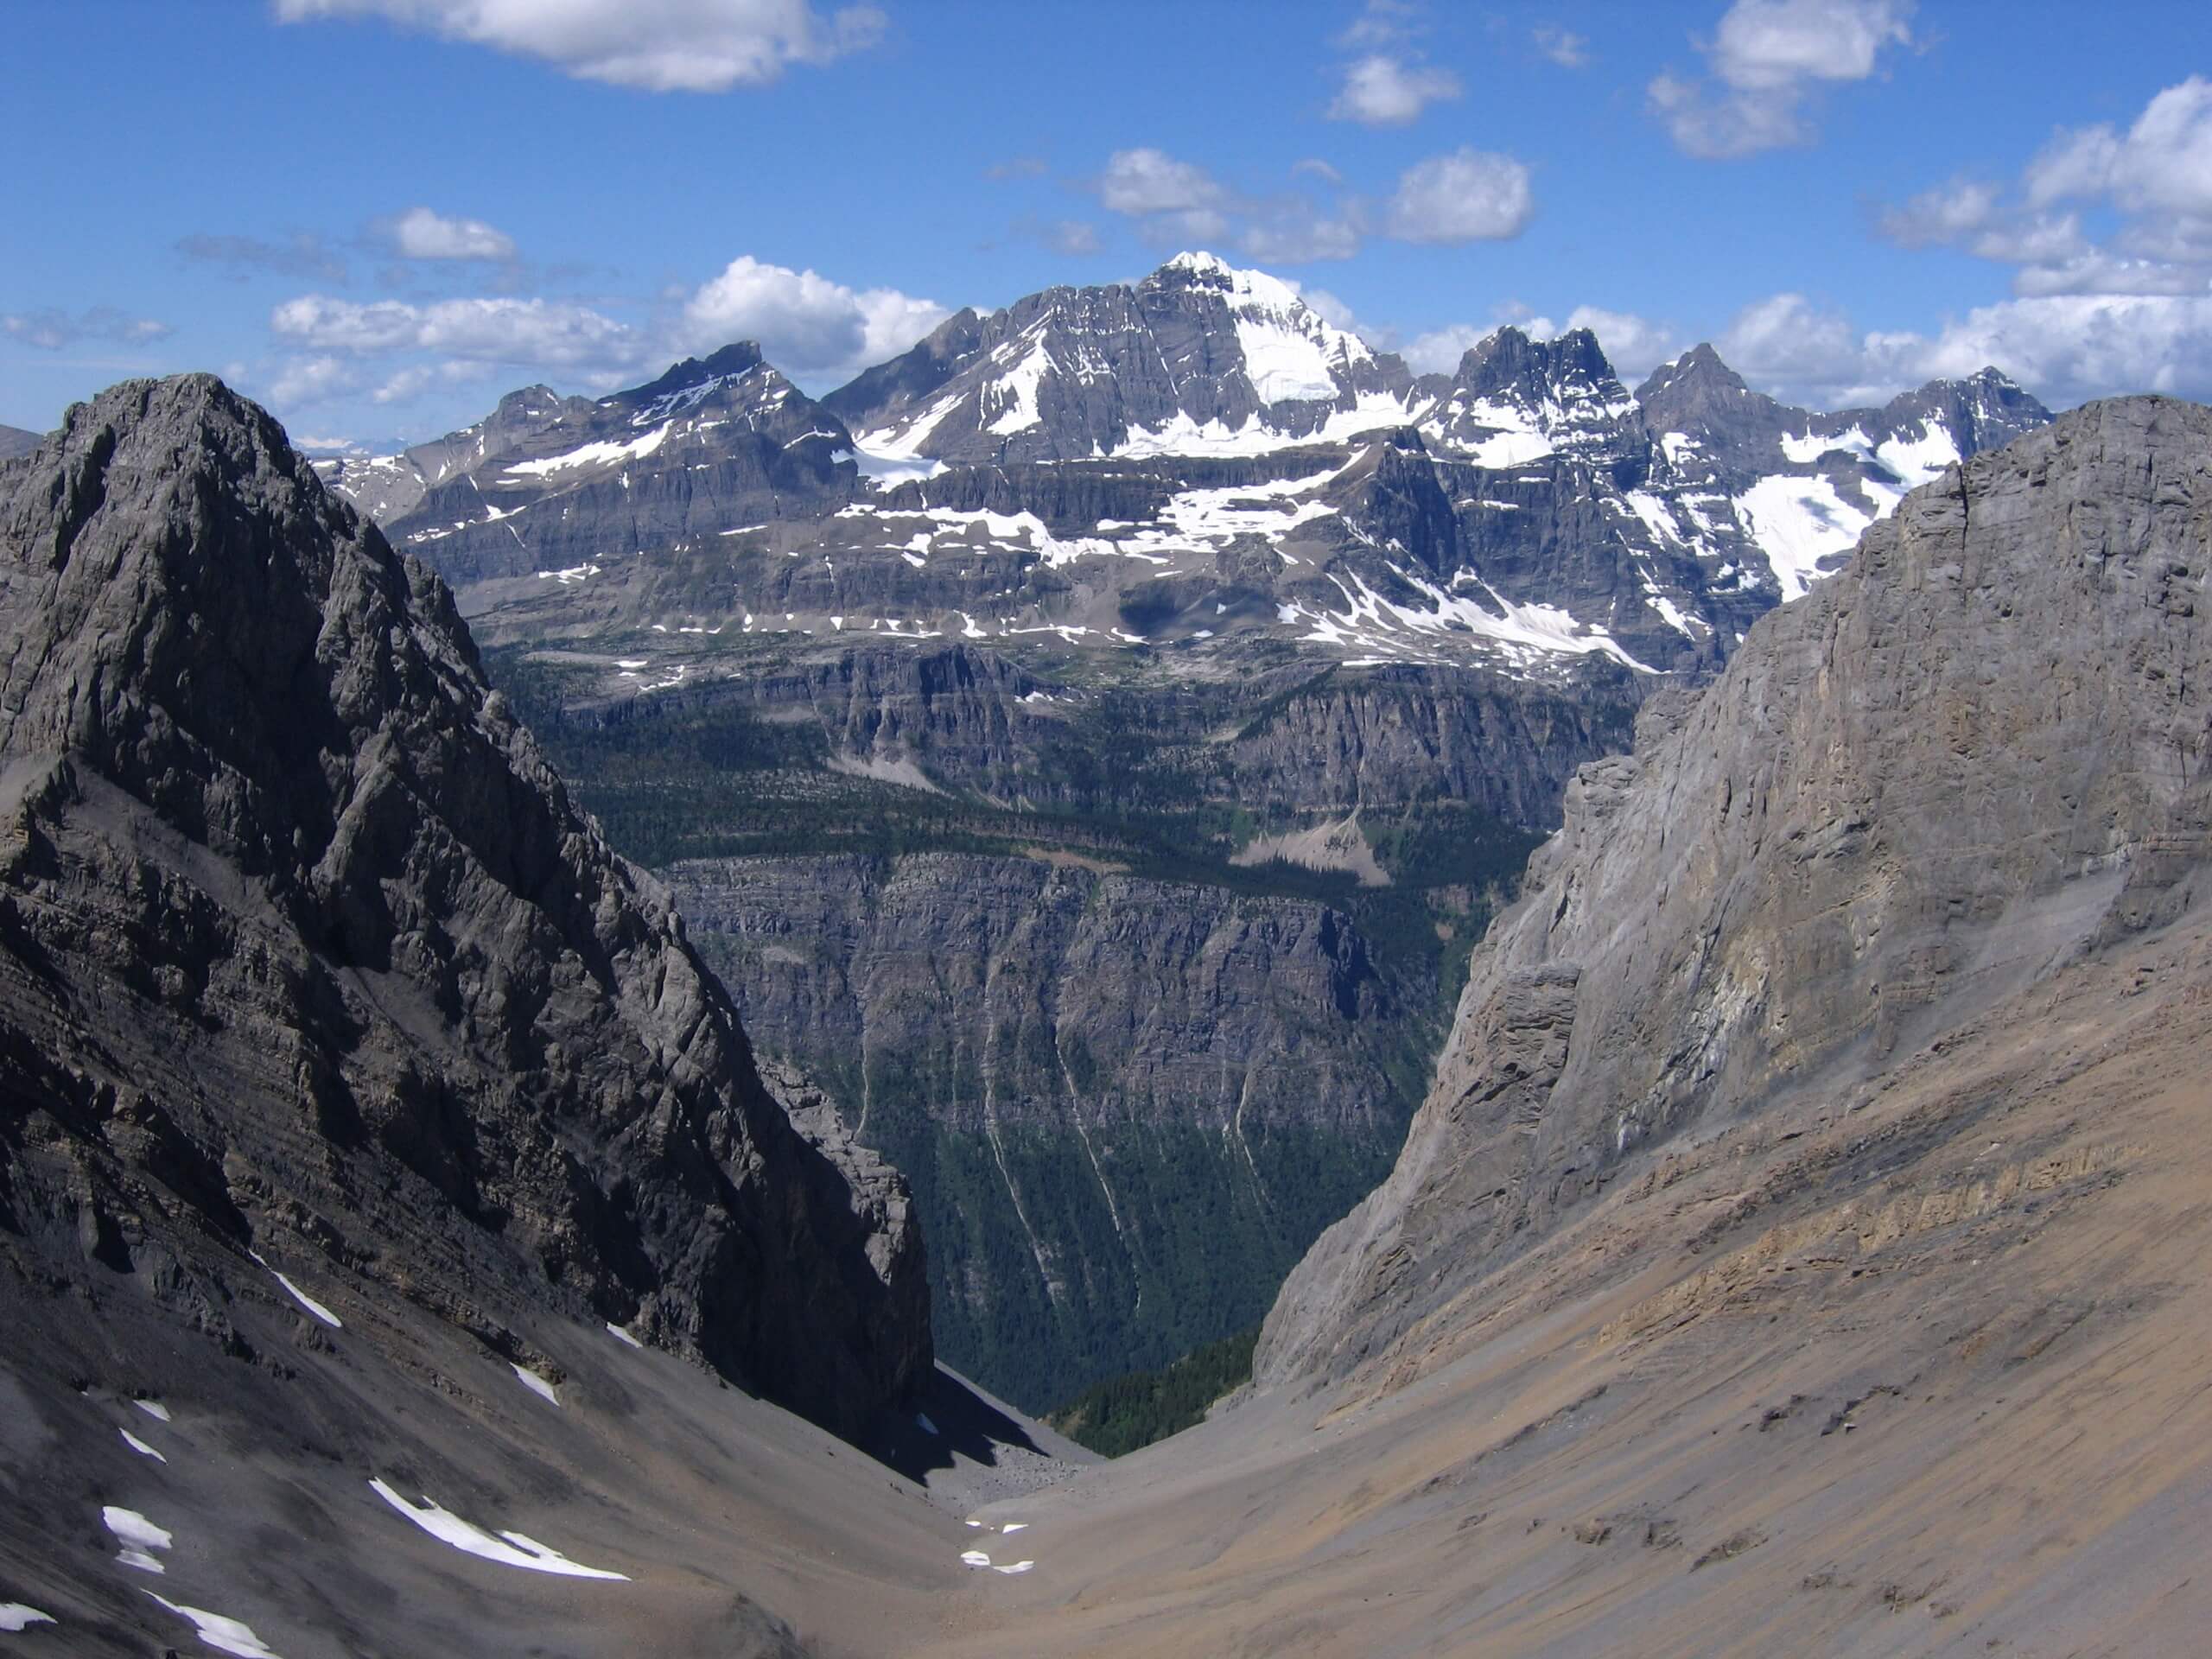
[1259,394,2212,1389]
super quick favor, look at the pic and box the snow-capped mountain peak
[823,254,1418,465]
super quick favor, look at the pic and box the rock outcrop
[0,375,931,1436]
[1260,394,2212,1388]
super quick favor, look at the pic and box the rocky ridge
[0,374,931,1437]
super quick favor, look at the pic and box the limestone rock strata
[1260,395,2212,1389]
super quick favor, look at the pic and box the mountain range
[303,254,2056,1414]
[5,367,2207,1656]
[321,251,2050,682]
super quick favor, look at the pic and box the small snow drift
[250,1253,343,1329]
[104,1506,173,1574]
[120,1427,168,1462]
[0,1605,54,1632]
[368,1479,629,1580]
[511,1364,559,1405]
[145,1594,282,1659]
[605,1322,645,1350]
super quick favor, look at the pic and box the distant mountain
[315,383,592,518]
[1637,344,2050,598]
[324,255,2048,689]
[321,343,855,585]
[0,423,42,461]
[824,251,1421,463]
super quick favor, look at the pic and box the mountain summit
[823,251,1422,464]
[0,374,930,1436]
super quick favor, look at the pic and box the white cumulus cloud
[1649,0,1913,159]
[1384,149,1535,244]
[1701,282,2212,411]
[681,256,948,379]
[1532,26,1587,68]
[1402,324,1493,375]
[384,207,517,261]
[1098,149,1226,217]
[1873,79,2212,393]
[274,0,884,92]
[1328,55,1461,126]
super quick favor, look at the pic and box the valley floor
[10,882,2207,1659]
[909,904,2212,1657]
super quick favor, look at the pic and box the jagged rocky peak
[1144,249,1379,390]
[359,341,861,586]
[0,372,931,1434]
[1421,323,1643,463]
[607,339,781,424]
[1631,340,1796,470]
[823,251,1421,464]
[1259,393,2212,1391]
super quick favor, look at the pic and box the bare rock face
[672,850,1423,1409]
[0,375,930,1435]
[1259,395,2212,1389]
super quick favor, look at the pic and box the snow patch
[135,1400,171,1423]
[368,1480,629,1580]
[1733,474,1872,601]
[105,1506,172,1573]
[144,1595,282,1659]
[508,422,673,477]
[512,1365,559,1405]
[120,1428,167,1463]
[250,1253,342,1328]
[1234,312,1339,404]
[1874,420,1961,489]
[606,1322,644,1350]
[984,337,1053,435]
[0,1605,54,1632]
[1779,424,1869,463]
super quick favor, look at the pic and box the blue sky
[5,1,2210,447]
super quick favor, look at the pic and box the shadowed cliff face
[1262,395,2212,1390]
[671,851,1427,1410]
[0,374,930,1439]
